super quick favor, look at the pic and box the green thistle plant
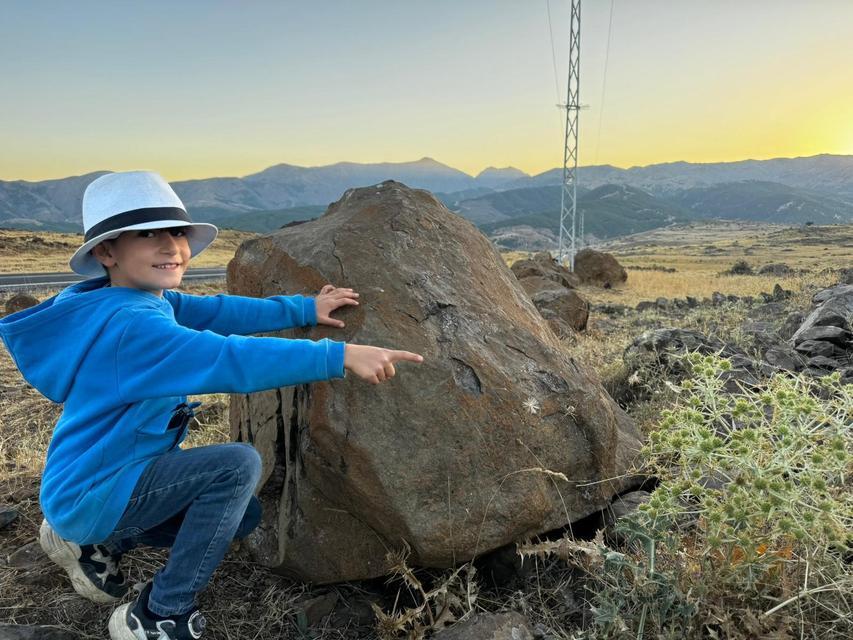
[573,353,852,639]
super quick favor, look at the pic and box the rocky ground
[0,221,849,639]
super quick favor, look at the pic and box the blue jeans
[100,443,263,616]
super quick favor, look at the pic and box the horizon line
[3,151,851,185]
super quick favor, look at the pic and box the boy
[0,171,423,640]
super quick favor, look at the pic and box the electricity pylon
[557,0,581,270]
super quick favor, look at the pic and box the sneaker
[39,518,128,603]
[108,582,206,640]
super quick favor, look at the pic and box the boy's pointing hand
[344,344,424,385]
[315,284,359,328]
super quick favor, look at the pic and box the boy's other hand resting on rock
[315,284,359,328]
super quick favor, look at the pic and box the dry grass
[504,221,851,307]
[0,229,258,273]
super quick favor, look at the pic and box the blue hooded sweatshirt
[0,275,345,544]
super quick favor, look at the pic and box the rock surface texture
[226,181,642,583]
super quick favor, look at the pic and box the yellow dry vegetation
[503,221,851,307]
[0,228,258,273]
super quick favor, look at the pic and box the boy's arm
[115,309,344,403]
[163,290,317,336]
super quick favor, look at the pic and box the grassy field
[0,228,258,273]
[0,220,850,638]
[508,220,849,306]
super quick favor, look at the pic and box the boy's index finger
[389,350,424,364]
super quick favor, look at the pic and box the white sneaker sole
[38,519,119,604]
[108,603,138,640]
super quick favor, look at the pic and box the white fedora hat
[70,171,219,277]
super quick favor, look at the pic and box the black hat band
[84,207,192,242]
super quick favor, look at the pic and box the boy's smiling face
[91,226,191,297]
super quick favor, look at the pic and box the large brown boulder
[227,181,642,583]
[573,248,627,288]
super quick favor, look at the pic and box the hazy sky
[2,1,853,182]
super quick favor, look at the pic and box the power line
[593,0,615,166]
[546,0,566,139]
[545,0,562,105]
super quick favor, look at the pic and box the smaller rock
[328,594,377,628]
[778,312,805,341]
[573,249,627,288]
[749,302,787,319]
[812,311,849,330]
[725,260,753,275]
[603,491,651,534]
[711,292,726,306]
[763,345,805,372]
[435,612,534,640]
[595,303,629,316]
[5,294,39,315]
[794,326,852,347]
[6,541,48,569]
[655,297,669,310]
[0,506,18,530]
[532,288,589,332]
[517,276,564,298]
[806,356,841,371]
[739,321,779,354]
[296,591,339,628]
[771,283,792,301]
[758,263,793,276]
[794,340,845,359]
[813,283,853,305]
[0,624,79,640]
[511,253,579,290]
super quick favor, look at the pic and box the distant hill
[174,157,478,212]
[473,166,529,189]
[661,180,853,224]
[0,171,107,228]
[510,154,853,199]
[0,159,481,225]
[4,154,853,240]
[453,185,591,225]
[478,184,690,243]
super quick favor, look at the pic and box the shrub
[532,354,852,639]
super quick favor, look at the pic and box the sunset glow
[2,1,853,181]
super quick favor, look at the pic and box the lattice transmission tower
[557,0,581,270]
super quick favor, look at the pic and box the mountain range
[2,155,853,246]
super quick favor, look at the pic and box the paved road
[0,268,227,293]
